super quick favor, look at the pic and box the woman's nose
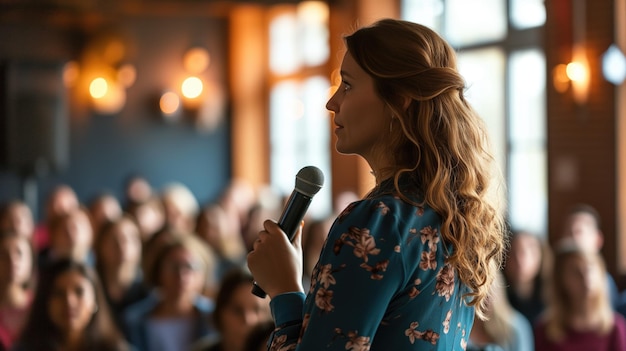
[326,90,339,113]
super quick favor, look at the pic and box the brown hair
[345,19,507,318]
[16,259,130,351]
[544,241,613,341]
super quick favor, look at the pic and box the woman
[469,273,533,351]
[503,230,551,325]
[123,234,217,351]
[247,19,506,350]
[195,204,247,280]
[533,240,626,350]
[193,267,271,351]
[0,201,35,243]
[39,206,95,269]
[94,215,149,331]
[14,259,130,351]
[0,231,35,350]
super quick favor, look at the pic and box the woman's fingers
[247,219,304,298]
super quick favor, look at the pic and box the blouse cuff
[270,291,306,327]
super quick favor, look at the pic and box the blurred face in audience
[0,235,33,287]
[90,195,122,234]
[1,202,34,239]
[563,212,602,252]
[51,209,94,261]
[48,269,97,335]
[132,200,165,242]
[99,217,141,269]
[505,232,542,284]
[219,281,270,351]
[560,253,604,305]
[48,186,79,220]
[159,247,204,301]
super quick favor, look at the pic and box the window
[403,0,547,235]
[268,2,331,219]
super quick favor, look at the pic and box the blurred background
[0,0,625,286]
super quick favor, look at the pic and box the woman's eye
[342,82,351,91]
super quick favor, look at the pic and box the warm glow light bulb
[183,47,210,74]
[90,77,109,99]
[181,76,203,99]
[160,91,181,115]
[566,62,587,82]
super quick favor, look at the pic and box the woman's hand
[247,219,304,299]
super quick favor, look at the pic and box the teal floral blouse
[268,188,475,351]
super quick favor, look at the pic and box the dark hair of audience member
[212,268,255,332]
[15,259,130,351]
[242,319,275,351]
[94,214,143,278]
[566,203,602,229]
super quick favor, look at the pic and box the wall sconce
[602,44,626,85]
[159,91,181,121]
[552,0,590,104]
[64,33,135,115]
[553,52,590,105]
[156,46,224,131]
[89,76,127,114]
[568,46,590,104]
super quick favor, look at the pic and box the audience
[469,273,534,351]
[123,175,154,212]
[161,183,200,234]
[123,235,217,351]
[534,239,626,350]
[193,267,271,351]
[38,206,95,269]
[94,215,149,331]
[34,185,80,252]
[195,204,247,280]
[0,201,35,243]
[88,193,123,240]
[242,319,275,351]
[558,203,621,307]
[0,231,35,351]
[9,182,626,351]
[14,259,131,351]
[503,229,551,325]
[127,196,166,243]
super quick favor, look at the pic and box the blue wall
[0,15,232,220]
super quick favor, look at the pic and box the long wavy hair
[345,18,507,318]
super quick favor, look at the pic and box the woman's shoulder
[337,194,440,227]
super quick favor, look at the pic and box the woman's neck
[512,279,535,299]
[566,301,602,331]
[153,296,195,318]
[104,264,136,285]
[63,331,84,351]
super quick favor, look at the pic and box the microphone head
[295,166,324,197]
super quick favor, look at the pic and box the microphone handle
[251,191,312,298]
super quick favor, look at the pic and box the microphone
[251,165,324,298]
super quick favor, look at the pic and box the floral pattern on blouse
[268,193,474,351]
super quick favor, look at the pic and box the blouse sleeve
[268,196,455,351]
